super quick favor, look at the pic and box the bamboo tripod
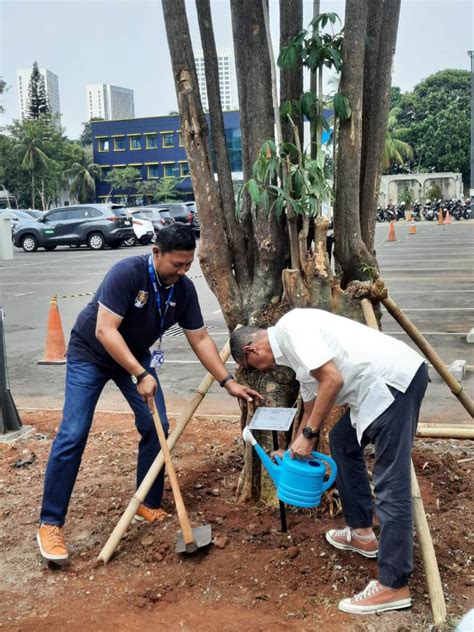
[360,289,473,628]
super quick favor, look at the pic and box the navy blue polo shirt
[68,255,204,370]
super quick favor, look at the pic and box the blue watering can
[242,427,337,509]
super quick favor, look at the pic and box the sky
[1,0,473,139]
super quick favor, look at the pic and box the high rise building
[86,84,135,121]
[16,67,61,120]
[194,49,235,111]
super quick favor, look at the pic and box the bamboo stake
[361,298,447,628]
[418,422,474,429]
[97,339,232,564]
[381,294,474,418]
[411,461,447,628]
[416,427,474,439]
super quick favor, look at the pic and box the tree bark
[196,0,251,295]
[231,0,289,319]
[359,0,401,252]
[162,0,244,328]
[279,0,303,146]
[333,0,376,284]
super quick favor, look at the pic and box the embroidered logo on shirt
[134,290,149,308]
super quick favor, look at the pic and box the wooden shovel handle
[150,399,195,546]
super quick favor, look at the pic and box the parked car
[149,202,200,235]
[122,209,155,246]
[23,209,44,220]
[156,208,175,226]
[12,204,134,252]
[10,210,39,225]
[126,206,175,236]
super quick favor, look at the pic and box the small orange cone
[408,221,417,235]
[438,208,444,224]
[443,210,451,225]
[38,295,67,365]
[387,221,397,242]
[406,210,413,222]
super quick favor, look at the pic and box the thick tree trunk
[196,0,251,295]
[231,0,289,320]
[359,0,401,252]
[279,0,303,146]
[162,0,244,328]
[333,0,376,284]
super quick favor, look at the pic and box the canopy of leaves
[27,61,51,119]
[393,69,470,183]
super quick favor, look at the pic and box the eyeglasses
[244,348,258,378]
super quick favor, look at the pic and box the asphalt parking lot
[0,221,473,422]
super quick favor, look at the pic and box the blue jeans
[329,363,429,588]
[40,355,169,526]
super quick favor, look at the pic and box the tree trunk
[162,0,244,328]
[195,0,251,295]
[279,0,303,147]
[231,0,289,320]
[359,0,401,252]
[333,0,377,284]
[31,171,35,209]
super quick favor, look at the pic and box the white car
[123,210,155,246]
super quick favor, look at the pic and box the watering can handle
[274,455,283,466]
[311,452,338,492]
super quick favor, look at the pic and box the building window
[163,163,177,178]
[129,136,142,150]
[161,131,175,148]
[100,166,111,181]
[147,164,159,179]
[145,134,159,149]
[98,138,110,152]
[180,162,190,177]
[178,131,184,147]
[113,136,126,151]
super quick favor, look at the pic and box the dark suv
[151,202,200,235]
[12,204,134,252]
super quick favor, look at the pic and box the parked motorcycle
[412,200,422,221]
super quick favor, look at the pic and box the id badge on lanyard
[148,255,175,371]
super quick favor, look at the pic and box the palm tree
[67,159,101,203]
[383,107,413,172]
[14,120,49,208]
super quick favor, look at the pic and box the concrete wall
[379,172,463,204]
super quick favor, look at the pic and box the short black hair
[155,224,196,253]
[230,325,264,366]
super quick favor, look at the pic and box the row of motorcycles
[377,199,472,222]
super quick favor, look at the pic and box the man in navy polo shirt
[37,224,259,563]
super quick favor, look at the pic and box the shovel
[149,399,212,554]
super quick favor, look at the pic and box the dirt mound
[0,410,472,631]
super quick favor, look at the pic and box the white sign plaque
[249,407,297,432]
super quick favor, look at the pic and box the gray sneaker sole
[325,531,378,558]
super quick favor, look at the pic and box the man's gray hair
[229,325,265,366]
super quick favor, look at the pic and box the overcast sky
[1,0,472,139]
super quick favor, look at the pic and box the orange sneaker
[37,524,68,561]
[134,505,171,523]
[339,580,411,614]
[326,526,378,558]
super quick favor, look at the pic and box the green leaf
[247,178,261,205]
[333,92,352,120]
[300,92,316,119]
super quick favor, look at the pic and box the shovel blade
[176,524,212,554]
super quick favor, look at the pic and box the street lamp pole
[468,51,474,203]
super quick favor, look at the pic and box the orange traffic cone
[443,210,451,225]
[438,208,444,224]
[408,221,417,235]
[387,221,397,242]
[406,210,413,222]
[38,295,67,365]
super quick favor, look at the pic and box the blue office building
[91,111,242,204]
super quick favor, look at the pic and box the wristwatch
[131,370,149,385]
[302,426,319,440]
[219,374,235,388]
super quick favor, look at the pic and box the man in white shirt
[230,308,429,615]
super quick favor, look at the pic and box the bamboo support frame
[360,298,447,627]
[416,427,474,440]
[380,295,474,418]
[97,339,232,564]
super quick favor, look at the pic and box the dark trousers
[329,363,429,588]
[40,355,169,526]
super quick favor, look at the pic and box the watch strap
[303,425,319,439]
[135,369,149,384]
[219,374,235,388]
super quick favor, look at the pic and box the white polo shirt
[267,308,425,443]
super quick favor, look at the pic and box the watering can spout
[242,427,280,486]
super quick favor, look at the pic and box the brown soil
[0,409,472,632]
